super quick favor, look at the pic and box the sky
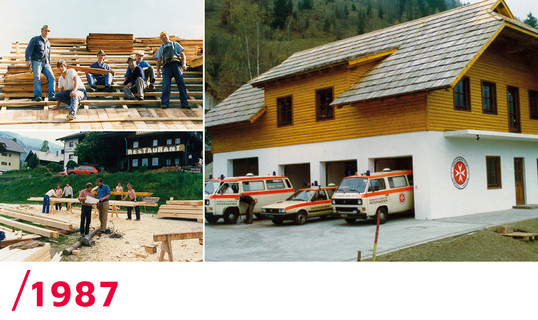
[0,0,204,56]
[466,0,537,20]
[9,131,72,147]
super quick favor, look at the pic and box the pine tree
[524,12,537,29]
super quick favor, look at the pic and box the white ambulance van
[332,169,414,224]
[205,174,294,224]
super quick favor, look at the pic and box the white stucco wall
[213,131,538,220]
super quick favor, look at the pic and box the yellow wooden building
[206,0,538,220]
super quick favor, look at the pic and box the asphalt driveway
[204,207,538,261]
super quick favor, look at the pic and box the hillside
[0,170,202,211]
[206,0,465,104]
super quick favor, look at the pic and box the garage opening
[374,156,413,172]
[233,157,259,176]
[325,160,357,186]
[283,163,311,190]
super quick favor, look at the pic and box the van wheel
[223,208,238,224]
[294,211,307,225]
[376,207,388,224]
[344,218,356,224]
[205,216,219,224]
[272,217,284,225]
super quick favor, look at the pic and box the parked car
[52,171,67,177]
[262,186,337,225]
[67,166,98,175]
[205,174,294,224]
[332,169,414,224]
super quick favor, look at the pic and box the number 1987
[32,281,118,307]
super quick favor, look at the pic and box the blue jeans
[55,89,87,114]
[31,60,55,99]
[86,73,112,88]
[42,195,50,213]
[161,61,189,107]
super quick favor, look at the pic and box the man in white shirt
[54,59,87,120]
[63,182,74,213]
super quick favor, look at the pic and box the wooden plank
[153,232,203,242]
[0,116,202,125]
[0,99,203,107]
[0,209,73,230]
[0,208,71,223]
[0,216,59,238]
[2,243,51,262]
[0,235,41,248]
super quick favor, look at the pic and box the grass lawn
[370,218,538,261]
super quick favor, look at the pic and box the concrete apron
[204,208,538,262]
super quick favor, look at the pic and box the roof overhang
[444,130,538,142]
[491,0,514,19]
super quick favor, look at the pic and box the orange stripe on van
[286,200,332,210]
[360,186,414,198]
[208,194,240,199]
[243,188,295,196]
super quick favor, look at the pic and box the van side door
[387,175,412,213]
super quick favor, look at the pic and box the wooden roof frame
[491,0,515,20]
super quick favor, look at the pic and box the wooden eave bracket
[249,106,267,124]
[347,48,398,67]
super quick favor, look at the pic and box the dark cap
[97,49,106,56]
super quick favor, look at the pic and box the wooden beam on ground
[0,209,73,230]
[0,243,51,262]
[166,200,203,205]
[27,197,157,207]
[0,217,60,238]
[63,228,99,255]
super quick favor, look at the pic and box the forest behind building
[206,0,537,105]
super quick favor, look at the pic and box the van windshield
[205,180,221,195]
[336,177,368,194]
[287,190,314,201]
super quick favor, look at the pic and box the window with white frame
[152,158,158,166]
[142,158,148,166]
[133,141,139,148]
[166,139,172,145]
[175,138,180,144]
[152,139,158,146]
[132,159,138,167]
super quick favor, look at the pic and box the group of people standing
[26,25,192,120]
[42,179,141,239]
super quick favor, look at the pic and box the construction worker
[122,56,146,100]
[95,178,111,233]
[25,25,55,102]
[86,50,114,92]
[55,59,86,120]
[78,182,95,237]
[155,31,189,109]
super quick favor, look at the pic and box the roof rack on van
[246,173,254,176]
[382,168,391,172]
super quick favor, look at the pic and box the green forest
[206,0,537,104]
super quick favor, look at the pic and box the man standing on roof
[25,25,55,102]
[55,59,87,120]
[122,56,146,100]
[155,31,190,109]
[86,50,114,92]
[131,51,155,91]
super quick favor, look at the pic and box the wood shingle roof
[207,0,537,127]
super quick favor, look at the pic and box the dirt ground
[3,204,203,262]
[371,218,538,261]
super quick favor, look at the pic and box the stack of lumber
[0,242,51,262]
[86,33,133,53]
[0,33,203,129]
[0,225,41,248]
[0,206,74,238]
[156,200,202,222]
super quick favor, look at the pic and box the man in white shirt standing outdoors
[63,182,74,213]
[54,59,87,120]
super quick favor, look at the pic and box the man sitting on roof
[130,51,155,92]
[155,31,190,109]
[122,56,146,100]
[54,59,87,120]
[86,49,114,92]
